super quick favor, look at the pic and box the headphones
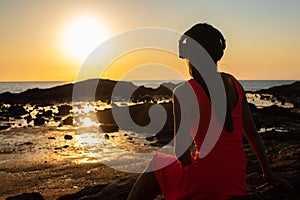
[178,35,189,59]
[178,24,226,62]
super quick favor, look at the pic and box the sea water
[0,80,297,94]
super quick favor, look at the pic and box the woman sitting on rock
[128,23,292,200]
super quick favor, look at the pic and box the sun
[62,17,108,62]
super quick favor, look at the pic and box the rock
[7,105,27,117]
[96,108,116,124]
[104,134,109,139]
[25,115,32,124]
[294,102,300,109]
[57,184,109,200]
[139,95,153,103]
[260,105,290,115]
[48,136,56,140]
[0,125,10,131]
[54,145,69,150]
[257,81,300,106]
[57,178,136,200]
[34,117,45,126]
[64,135,73,140]
[19,142,33,146]
[62,116,73,125]
[43,110,53,118]
[54,116,61,122]
[57,105,72,116]
[0,79,176,104]
[248,103,257,112]
[6,192,45,200]
[99,124,119,133]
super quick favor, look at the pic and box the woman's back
[152,74,247,200]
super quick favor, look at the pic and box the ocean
[0,80,298,94]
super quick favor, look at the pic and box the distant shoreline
[0,79,298,94]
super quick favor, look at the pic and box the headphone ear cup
[179,36,189,59]
[179,42,188,59]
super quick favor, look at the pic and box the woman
[127,23,292,200]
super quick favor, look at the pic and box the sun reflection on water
[81,117,98,127]
[76,132,102,145]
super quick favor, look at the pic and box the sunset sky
[0,0,299,81]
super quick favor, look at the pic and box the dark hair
[179,23,226,63]
[179,23,233,132]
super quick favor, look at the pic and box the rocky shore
[0,80,299,199]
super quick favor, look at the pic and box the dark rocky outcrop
[6,192,45,200]
[256,81,300,107]
[57,178,137,200]
[0,79,177,105]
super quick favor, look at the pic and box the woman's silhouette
[128,23,292,200]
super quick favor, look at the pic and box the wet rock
[64,134,73,140]
[99,124,119,133]
[0,125,10,131]
[54,145,69,150]
[294,102,300,109]
[248,103,257,112]
[62,116,73,125]
[48,136,56,140]
[54,116,61,122]
[257,81,300,106]
[260,105,290,115]
[57,178,136,200]
[34,117,45,126]
[25,115,32,124]
[104,134,109,139]
[43,110,53,118]
[7,105,27,117]
[149,142,161,147]
[139,95,153,103]
[57,105,72,116]
[96,108,115,124]
[19,142,33,146]
[57,184,109,200]
[6,192,45,200]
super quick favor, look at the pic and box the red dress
[152,75,247,200]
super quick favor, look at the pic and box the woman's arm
[173,88,192,166]
[242,92,293,190]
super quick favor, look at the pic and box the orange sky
[0,1,299,81]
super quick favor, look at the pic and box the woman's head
[179,23,226,63]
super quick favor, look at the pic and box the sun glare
[81,117,97,127]
[62,17,108,62]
